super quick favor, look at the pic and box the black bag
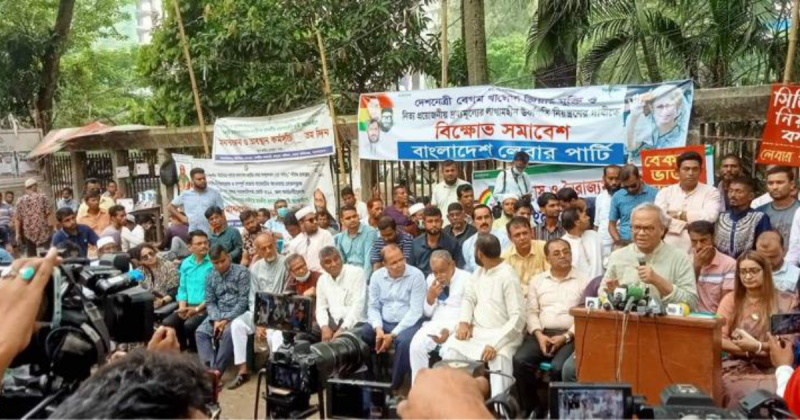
[159,159,178,187]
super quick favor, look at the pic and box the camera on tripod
[253,292,372,419]
[0,254,155,419]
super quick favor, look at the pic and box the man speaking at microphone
[600,203,698,309]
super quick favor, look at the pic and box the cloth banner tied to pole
[758,84,800,167]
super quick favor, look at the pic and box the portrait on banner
[624,81,693,165]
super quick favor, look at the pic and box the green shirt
[601,242,699,310]
[210,226,243,264]
[178,254,213,305]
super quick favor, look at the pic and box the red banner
[758,84,800,167]
[640,145,707,186]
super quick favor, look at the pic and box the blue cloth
[461,229,510,272]
[51,224,98,258]
[369,230,414,264]
[171,188,224,234]
[56,198,79,212]
[0,248,12,264]
[608,185,658,240]
[265,218,291,240]
[410,232,465,276]
[367,264,426,335]
[177,254,213,305]
[335,223,378,274]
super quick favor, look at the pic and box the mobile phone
[771,313,800,336]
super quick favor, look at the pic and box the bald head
[255,232,277,260]
[383,244,407,278]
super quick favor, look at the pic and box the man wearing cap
[121,214,146,252]
[407,202,426,237]
[493,194,519,231]
[288,206,335,272]
[493,152,531,197]
[15,178,52,257]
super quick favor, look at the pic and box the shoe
[227,373,250,390]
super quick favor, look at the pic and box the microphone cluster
[585,284,665,316]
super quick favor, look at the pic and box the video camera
[550,383,793,419]
[253,292,372,419]
[0,255,155,419]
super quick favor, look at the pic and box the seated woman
[717,250,796,408]
[131,243,179,309]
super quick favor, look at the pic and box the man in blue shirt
[609,165,658,241]
[410,206,465,276]
[168,168,224,234]
[335,204,377,276]
[358,244,426,390]
[163,230,213,350]
[462,205,511,273]
[51,207,98,258]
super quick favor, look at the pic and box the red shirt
[286,270,320,296]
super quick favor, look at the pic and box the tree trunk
[34,0,76,132]
[639,37,662,83]
[535,48,577,87]
[463,0,488,85]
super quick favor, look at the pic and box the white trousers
[442,348,514,398]
[231,312,283,366]
[409,332,447,384]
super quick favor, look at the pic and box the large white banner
[213,104,335,162]
[173,154,335,226]
[357,80,693,165]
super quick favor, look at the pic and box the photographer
[196,245,250,373]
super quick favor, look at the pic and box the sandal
[227,372,250,390]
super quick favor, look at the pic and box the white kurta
[562,230,603,279]
[288,228,335,272]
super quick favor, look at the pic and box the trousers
[162,311,207,351]
[443,347,514,398]
[513,331,575,415]
[196,322,234,372]
[356,320,423,390]
[409,331,448,384]
[231,312,283,366]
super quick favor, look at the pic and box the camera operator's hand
[456,322,472,340]
[0,248,59,373]
[770,334,794,367]
[398,367,493,419]
[148,326,180,353]
[321,326,333,342]
[480,345,496,362]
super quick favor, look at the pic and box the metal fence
[126,150,161,202]
[46,153,72,195]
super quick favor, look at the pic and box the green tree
[487,34,530,87]
[139,0,439,126]
[526,0,590,87]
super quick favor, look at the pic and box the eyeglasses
[141,252,155,260]
[631,225,656,234]
[739,267,763,277]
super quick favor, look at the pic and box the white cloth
[593,190,613,258]
[776,365,795,398]
[751,193,773,209]
[431,179,469,226]
[788,209,800,267]
[231,312,283,365]
[288,228,335,272]
[316,264,368,330]
[120,225,145,252]
[410,268,469,383]
[356,201,369,221]
[443,347,515,398]
[654,183,721,253]
[493,168,530,197]
[562,230,603,279]
[447,263,525,362]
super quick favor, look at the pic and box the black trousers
[513,329,575,416]
[163,311,207,351]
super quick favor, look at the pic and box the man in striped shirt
[370,216,414,271]
[688,221,735,313]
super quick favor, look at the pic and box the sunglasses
[141,252,155,260]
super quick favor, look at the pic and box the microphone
[637,253,647,267]
[612,286,628,309]
[623,284,646,313]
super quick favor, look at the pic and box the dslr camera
[0,253,154,419]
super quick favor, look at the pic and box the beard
[605,184,620,194]
[428,228,441,236]
[445,178,457,186]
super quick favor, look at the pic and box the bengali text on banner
[758,84,800,167]
[640,145,707,186]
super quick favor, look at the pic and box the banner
[357,80,693,165]
[213,104,335,162]
[640,145,707,186]
[472,165,606,208]
[172,154,335,226]
[757,84,800,167]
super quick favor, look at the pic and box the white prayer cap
[295,206,316,221]
[500,193,519,203]
[97,236,116,249]
[409,203,425,215]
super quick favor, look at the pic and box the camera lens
[310,332,370,379]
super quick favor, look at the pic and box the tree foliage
[138,0,440,126]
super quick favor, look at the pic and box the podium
[571,308,724,405]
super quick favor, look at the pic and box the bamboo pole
[172,0,210,156]
[785,0,800,83]
[441,0,449,87]
[314,25,347,180]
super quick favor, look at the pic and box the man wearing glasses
[601,203,698,310]
[608,164,658,242]
[288,206,334,272]
[408,249,469,384]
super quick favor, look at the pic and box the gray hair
[631,202,670,229]
[430,249,453,263]
[319,246,341,261]
[285,253,305,269]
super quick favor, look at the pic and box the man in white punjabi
[444,233,525,397]
[317,246,368,341]
[196,245,251,375]
[561,207,603,279]
[288,206,334,272]
[228,233,289,389]
[513,238,589,416]
[409,250,469,383]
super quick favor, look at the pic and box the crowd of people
[4,149,800,417]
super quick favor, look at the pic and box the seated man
[317,246,368,341]
[196,245,250,373]
[289,206,335,272]
[501,216,547,293]
[370,216,414,271]
[756,230,800,293]
[445,234,525,397]
[513,239,589,416]
[410,206,464,276]
[462,204,511,273]
[229,233,289,389]
[601,203,699,309]
[163,230,213,350]
[688,221,736,313]
[284,253,320,297]
[443,203,477,248]
[359,244,426,391]
[409,250,469,383]
[206,206,243,264]
[52,207,98,258]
